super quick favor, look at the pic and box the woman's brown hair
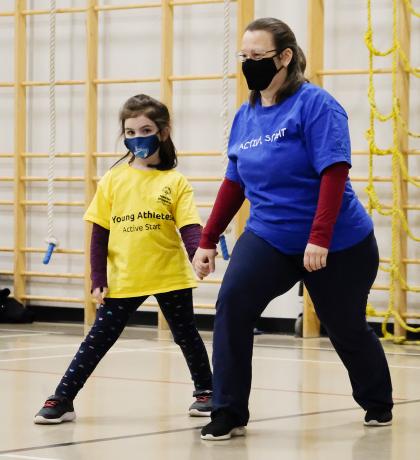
[245,18,308,106]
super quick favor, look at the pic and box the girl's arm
[180,224,202,261]
[90,223,109,291]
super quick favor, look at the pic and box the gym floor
[0,323,418,459]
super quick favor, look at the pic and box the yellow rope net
[364,0,420,343]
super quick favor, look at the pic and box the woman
[193,18,393,440]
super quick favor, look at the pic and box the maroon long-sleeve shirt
[199,162,349,250]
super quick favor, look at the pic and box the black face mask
[242,55,283,91]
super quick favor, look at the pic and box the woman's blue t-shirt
[226,82,373,254]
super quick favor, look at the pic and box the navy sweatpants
[212,230,393,425]
[55,288,212,400]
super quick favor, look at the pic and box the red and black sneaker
[34,395,76,424]
[188,390,212,417]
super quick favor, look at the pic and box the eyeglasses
[236,49,278,63]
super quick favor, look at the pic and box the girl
[194,18,393,440]
[35,94,213,424]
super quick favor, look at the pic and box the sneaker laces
[196,395,211,403]
[43,399,60,408]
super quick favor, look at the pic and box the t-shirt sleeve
[225,108,244,185]
[84,175,112,230]
[304,107,352,175]
[173,176,201,229]
[225,157,242,183]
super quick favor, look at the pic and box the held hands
[303,243,329,272]
[92,286,108,304]
[192,247,217,280]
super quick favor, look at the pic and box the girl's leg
[54,297,144,400]
[304,232,393,412]
[155,288,212,392]
[211,231,302,426]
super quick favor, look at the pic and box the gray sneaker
[34,395,76,424]
[189,390,212,417]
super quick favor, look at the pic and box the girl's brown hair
[113,94,177,170]
[245,18,308,106]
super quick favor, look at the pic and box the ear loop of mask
[273,47,289,72]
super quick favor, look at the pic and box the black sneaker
[34,395,76,424]
[189,390,212,417]
[201,410,246,441]
[364,409,393,426]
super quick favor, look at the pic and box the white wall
[0,0,419,321]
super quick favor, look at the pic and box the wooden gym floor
[0,322,418,459]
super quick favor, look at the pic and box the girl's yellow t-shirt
[84,164,201,297]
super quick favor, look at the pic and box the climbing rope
[402,0,420,18]
[43,0,58,264]
[221,0,231,165]
[364,0,420,342]
[218,0,232,260]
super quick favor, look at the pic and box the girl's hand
[192,247,217,280]
[304,243,328,272]
[92,287,108,304]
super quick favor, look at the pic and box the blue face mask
[124,134,160,159]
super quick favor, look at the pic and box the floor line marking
[251,355,420,370]
[0,366,358,398]
[4,329,419,358]
[0,344,87,353]
[0,328,66,335]
[0,334,51,339]
[134,348,420,371]
[251,342,420,358]
[0,344,179,363]
[1,343,420,371]
[0,338,157,353]
[0,454,62,460]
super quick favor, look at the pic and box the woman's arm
[304,162,349,272]
[199,178,245,249]
[193,178,245,279]
[308,162,349,248]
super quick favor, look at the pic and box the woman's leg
[304,232,393,412]
[212,231,302,426]
[155,288,213,392]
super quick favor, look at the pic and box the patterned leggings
[55,288,212,400]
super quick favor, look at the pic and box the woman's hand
[92,287,108,304]
[303,243,328,272]
[192,247,217,280]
